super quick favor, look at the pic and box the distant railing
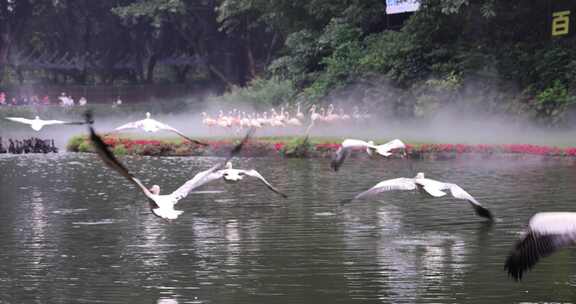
[1,83,219,104]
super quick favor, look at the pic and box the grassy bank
[67,134,576,159]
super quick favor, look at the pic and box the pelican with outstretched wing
[505,212,576,281]
[331,138,406,171]
[87,111,253,220]
[6,116,85,131]
[114,112,207,146]
[206,161,288,198]
[348,172,493,221]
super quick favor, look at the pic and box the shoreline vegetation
[2,2,576,128]
[66,135,576,160]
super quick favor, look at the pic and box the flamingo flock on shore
[200,103,372,131]
[3,106,575,283]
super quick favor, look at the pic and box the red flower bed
[565,147,576,156]
[71,135,576,159]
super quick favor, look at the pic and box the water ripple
[0,155,574,303]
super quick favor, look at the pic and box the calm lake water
[1,153,576,303]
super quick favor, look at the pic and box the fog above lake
[1,80,575,149]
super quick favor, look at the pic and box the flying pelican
[331,139,406,172]
[87,112,253,220]
[5,116,85,131]
[114,112,207,146]
[206,161,288,198]
[347,172,493,221]
[505,212,576,281]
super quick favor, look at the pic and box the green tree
[0,0,35,83]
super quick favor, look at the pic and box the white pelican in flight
[347,172,493,221]
[114,112,207,146]
[331,139,406,171]
[87,112,253,220]
[505,212,576,281]
[5,116,85,131]
[206,161,288,198]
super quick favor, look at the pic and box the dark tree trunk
[265,32,279,65]
[245,42,256,80]
[16,67,23,84]
[0,22,12,84]
[174,66,190,83]
[244,29,256,81]
[209,64,234,87]
[145,54,157,83]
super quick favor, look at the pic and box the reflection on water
[0,154,576,303]
[158,298,179,304]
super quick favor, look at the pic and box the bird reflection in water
[225,220,241,267]
[157,297,178,304]
[28,188,49,264]
[136,215,171,269]
[343,205,470,301]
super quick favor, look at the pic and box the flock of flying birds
[4,111,576,281]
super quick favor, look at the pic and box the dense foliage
[1,0,575,124]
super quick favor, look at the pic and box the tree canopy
[1,0,575,124]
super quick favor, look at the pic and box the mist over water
[1,91,575,150]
